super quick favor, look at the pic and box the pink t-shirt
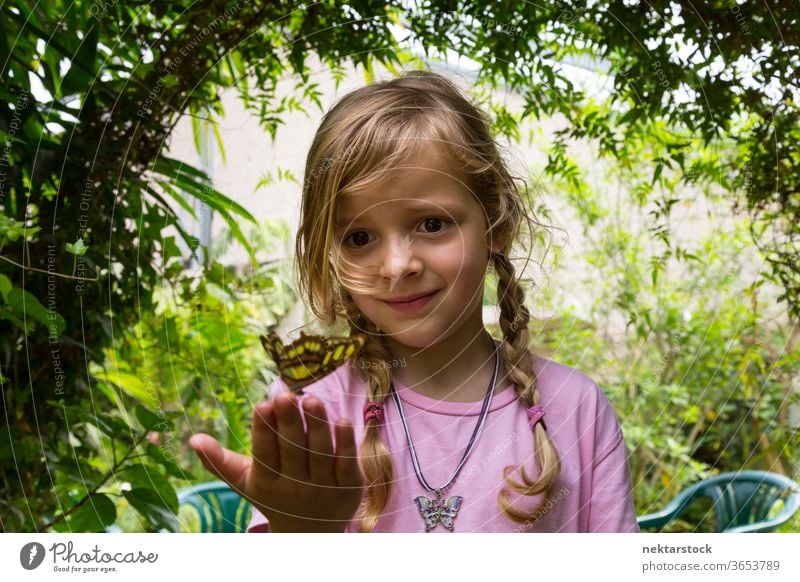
[248,353,639,533]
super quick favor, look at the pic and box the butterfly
[415,494,463,531]
[259,330,366,394]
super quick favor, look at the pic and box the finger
[250,400,280,481]
[333,420,363,489]
[302,397,335,485]
[188,433,251,495]
[272,392,309,482]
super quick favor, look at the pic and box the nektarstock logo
[20,542,46,570]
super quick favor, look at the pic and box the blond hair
[294,69,560,531]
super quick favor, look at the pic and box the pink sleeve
[586,387,640,533]
[247,507,270,533]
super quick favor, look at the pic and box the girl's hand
[188,392,364,532]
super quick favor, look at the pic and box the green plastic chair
[637,470,800,533]
[177,481,252,533]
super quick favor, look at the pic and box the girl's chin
[381,328,446,349]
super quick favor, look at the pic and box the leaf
[151,157,257,262]
[122,488,179,532]
[60,27,98,96]
[174,171,256,224]
[0,274,11,302]
[49,457,105,489]
[161,236,183,262]
[82,411,133,441]
[146,443,194,480]
[120,463,179,513]
[135,404,173,432]
[0,214,31,242]
[145,183,197,221]
[211,117,227,165]
[1,287,66,336]
[0,127,24,144]
[91,369,154,404]
[66,494,117,532]
[65,238,89,255]
[652,163,663,185]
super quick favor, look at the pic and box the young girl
[189,70,639,533]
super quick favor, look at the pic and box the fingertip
[253,400,272,419]
[300,394,317,407]
[301,395,325,416]
[270,392,299,417]
[188,433,207,451]
[273,391,296,405]
[189,434,224,464]
[256,398,279,422]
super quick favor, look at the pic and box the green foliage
[518,162,800,524]
[38,218,294,532]
[99,220,294,532]
[2,0,798,531]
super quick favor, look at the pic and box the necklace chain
[389,339,500,494]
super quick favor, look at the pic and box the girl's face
[333,144,499,349]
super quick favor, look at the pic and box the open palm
[189,392,364,532]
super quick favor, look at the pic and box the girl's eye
[343,218,450,248]
[420,217,448,234]
[346,231,372,247]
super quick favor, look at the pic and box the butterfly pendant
[414,491,463,531]
[259,330,365,394]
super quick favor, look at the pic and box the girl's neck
[384,326,508,403]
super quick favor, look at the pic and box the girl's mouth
[381,290,440,313]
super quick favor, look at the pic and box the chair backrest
[177,481,252,533]
[686,471,800,532]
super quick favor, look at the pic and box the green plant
[3,0,798,532]
[521,190,799,517]
[35,218,295,531]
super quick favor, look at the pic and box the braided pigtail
[492,251,562,522]
[342,293,395,532]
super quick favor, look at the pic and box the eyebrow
[335,200,460,227]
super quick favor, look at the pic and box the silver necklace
[389,339,499,532]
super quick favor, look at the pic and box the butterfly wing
[259,332,309,393]
[322,334,366,368]
[260,331,366,394]
[281,333,327,392]
[439,495,463,530]
[259,332,284,363]
[415,496,440,530]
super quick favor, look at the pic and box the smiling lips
[381,289,441,313]
[383,290,440,303]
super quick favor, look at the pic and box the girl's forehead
[334,171,473,226]
[335,152,473,223]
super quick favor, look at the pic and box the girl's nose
[378,233,420,284]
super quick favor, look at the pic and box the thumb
[188,433,251,495]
